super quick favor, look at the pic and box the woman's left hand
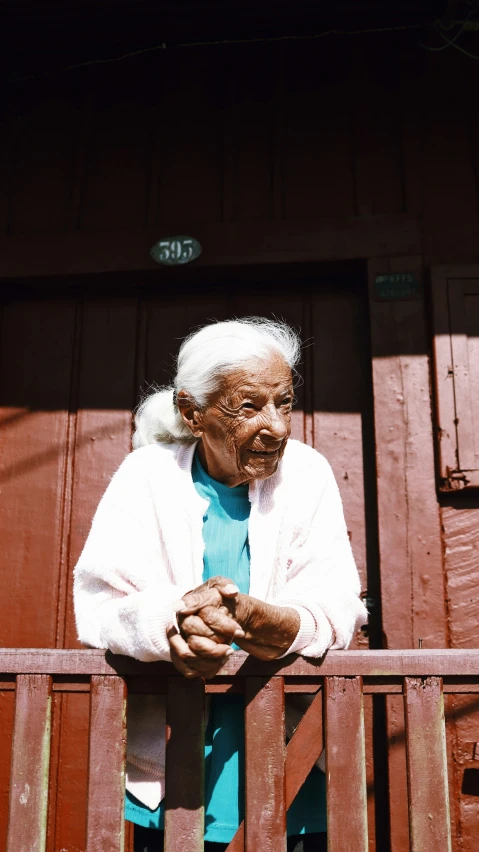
[178,575,240,615]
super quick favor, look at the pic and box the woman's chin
[242,456,280,481]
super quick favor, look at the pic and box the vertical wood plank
[368,256,448,649]
[57,299,137,852]
[0,300,76,648]
[447,279,479,473]
[223,44,276,222]
[0,689,15,852]
[430,267,458,480]
[325,676,368,852]
[0,110,12,235]
[165,678,205,852]
[351,37,403,218]
[369,256,449,852]
[311,278,370,636]
[421,54,479,266]
[52,692,90,852]
[86,676,127,852]
[79,74,149,231]
[404,677,451,852]
[9,96,77,234]
[155,49,222,224]
[63,298,139,648]
[245,677,286,852]
[282,40,355,220]
[7,675,52,852]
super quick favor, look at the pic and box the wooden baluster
[164,677,205,852]
[404,677,452,852]
[325,676,368,852]
[7,674,52,852]
[226,686,323,852]
[245,677,286,852]
[86,675,127,852]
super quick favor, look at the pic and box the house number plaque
[150,236,202,266]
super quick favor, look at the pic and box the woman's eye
[280,398,292,406]
[241,402,256,410]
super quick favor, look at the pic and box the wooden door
[0,263,380,850]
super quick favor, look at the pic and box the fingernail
[234,629,245,638]
[226,648,234,656]
[223,583,239,595]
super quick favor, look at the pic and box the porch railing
[1,649,478,852]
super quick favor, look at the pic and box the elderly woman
[74,318,366,852]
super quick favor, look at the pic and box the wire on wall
[10,20,433,84]
[418,9,479,58]
[9,12,479,84]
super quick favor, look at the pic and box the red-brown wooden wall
[1,29,479,852]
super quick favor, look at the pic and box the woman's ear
[176,390,204,438]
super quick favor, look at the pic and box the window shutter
[432,267,479,491]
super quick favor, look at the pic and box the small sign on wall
[150,236,202,266]
[374,272,421,301]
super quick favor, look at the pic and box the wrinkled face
[179,354,294,487]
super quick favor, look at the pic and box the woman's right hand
[170,576,244,678]
[168,624,234,678]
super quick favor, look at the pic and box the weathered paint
[7,675,52,852]
[2,647,479,677]
[325,676,368,852]
[86,676,127,852]
[404,677,451,852]
[245,677,286,852]
[164,677,205,852]
[431,270,479,489]
[227,687,324,852]
[368,256,449,852]
[0,653,478,852]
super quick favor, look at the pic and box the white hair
[132,317,302,448]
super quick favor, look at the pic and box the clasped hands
[168,576,245,679]
[167,575,301,678]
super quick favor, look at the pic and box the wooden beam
[1,648,479,677]
[0,216,421,279]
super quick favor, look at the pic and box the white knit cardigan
[74,438,367,809]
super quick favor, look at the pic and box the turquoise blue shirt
[125,451,327,840]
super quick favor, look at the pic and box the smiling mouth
[248,448,280,456]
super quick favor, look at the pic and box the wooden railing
[1,649,478,852]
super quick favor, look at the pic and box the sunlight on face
[196,354,294,487]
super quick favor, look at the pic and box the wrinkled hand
[169,576,244,679]
[178,575,240,615]
[168,624,234,679]
[180,604,244,644]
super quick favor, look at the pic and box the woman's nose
[260,404,289,438]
